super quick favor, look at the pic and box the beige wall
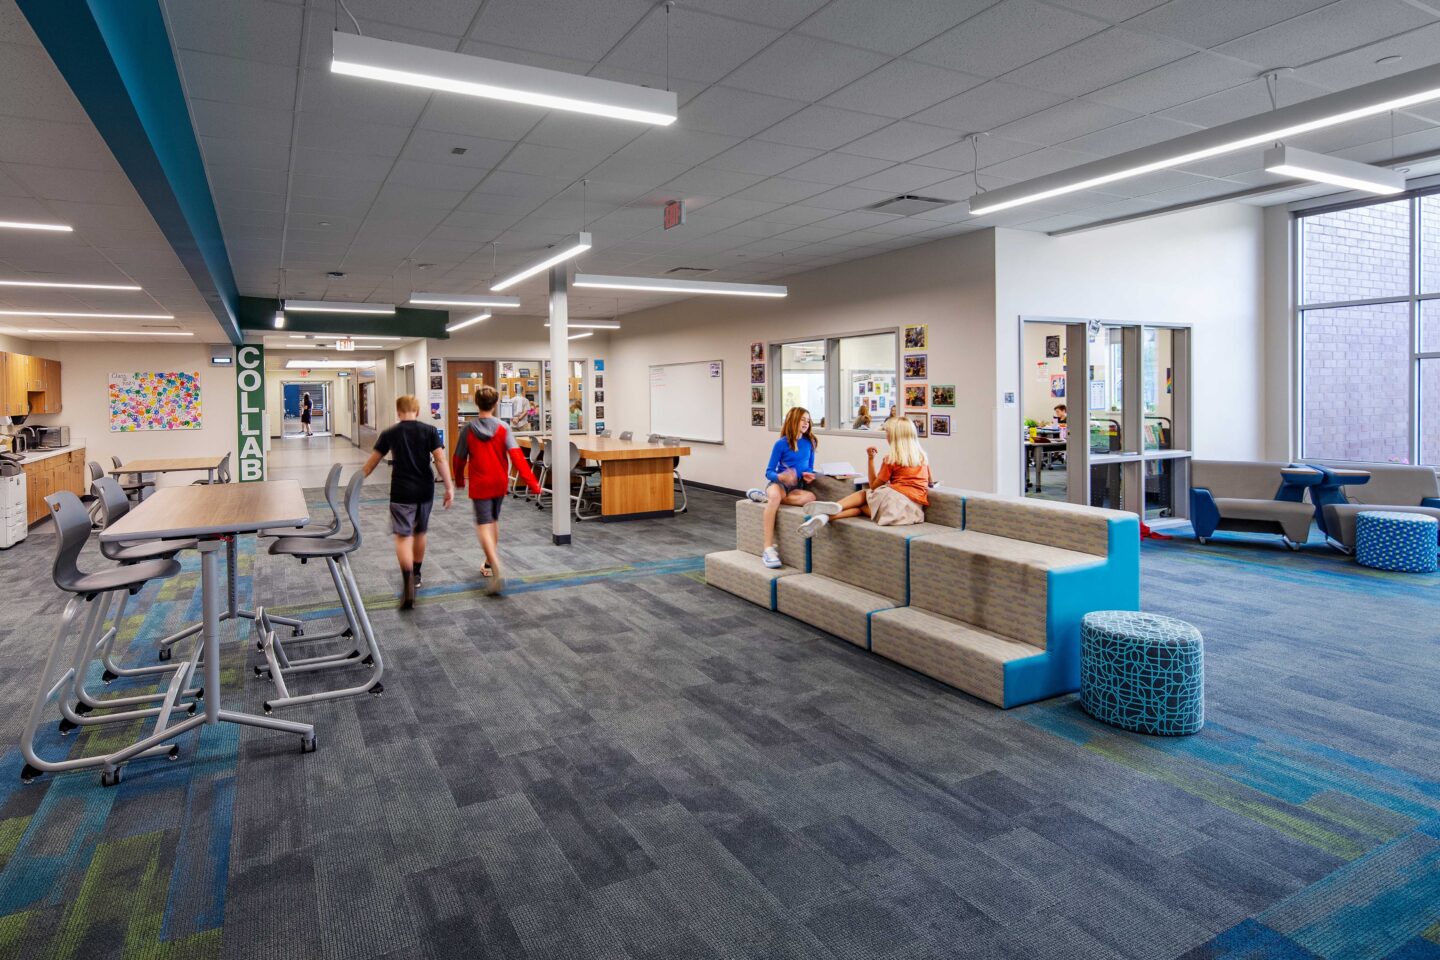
[25,341,238,487]
[607,231,998,492]
[994,203,1266,493]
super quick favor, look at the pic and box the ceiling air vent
[865,194,954,216]
[664,267,715,277]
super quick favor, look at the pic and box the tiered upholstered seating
[703,499,811,610]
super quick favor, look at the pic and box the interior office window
[1301,198,1410,303]
[772,333,898,432]
[542,359,586,433]
[839,332,897,429]
[1088,326,1123,454]
[498,360,541,432]
[1141,327,1174,451]
[1301,303,1410,463]
[779,340,827,428]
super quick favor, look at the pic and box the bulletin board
[109,371,202,432]
[649,360,724,443]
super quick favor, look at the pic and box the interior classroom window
[1296,189,1440,464]
[773,331,898,433]
[541,359,587,434]
[496,360,542,433]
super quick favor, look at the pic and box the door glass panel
[1142,327,1174,450]
[1088,325,1123,455]
[1021,322,1071,501]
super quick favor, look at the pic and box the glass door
[1020,321,1076,503]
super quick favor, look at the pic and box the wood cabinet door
[5,354,25,415]
[43,358,61,412]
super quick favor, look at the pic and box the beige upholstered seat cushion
[870,606,1042,708]
[961,493,1120,556]
[1212,497,1313,543]
[1323,503,1440,550]
[704,550,802,610]
[735,499,807,568]
[909,530,1100,648]
[1191,460,1292,501]
[809,517,952,604]
[1310,461,1440,505]
[776,574,898,648]
[923,488,964,528]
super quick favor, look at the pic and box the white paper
[816,461,857,476]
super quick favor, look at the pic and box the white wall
[994,203,1266,493]
[28,341,238,487]
[1262,204,1295,460]
[607,231,997,492]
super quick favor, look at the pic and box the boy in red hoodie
[452,385,540,595]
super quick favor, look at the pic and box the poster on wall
[903,354,927,379]
[429,358,442,374]
[1050,374,1066,399]
[903,324,927,350]
[109,371,202,431]
[1045,335,1060,358]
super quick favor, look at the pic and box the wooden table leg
[600,457,675,521]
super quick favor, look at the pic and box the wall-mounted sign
[663,200,685,230]
[235,345,265,482]
[336,338,355,351]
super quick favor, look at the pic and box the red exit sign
[663,200,685,230]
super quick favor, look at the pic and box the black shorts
[389,501,433,536]
[471,496,504,525]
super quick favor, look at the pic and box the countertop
[10,442,86,465]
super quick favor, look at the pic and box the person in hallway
[362,394,454,610]
[453,385,541,595]
[800,417,930,537]
[300,391,313,437]
[569,399,583,430]
[745,407,818,569]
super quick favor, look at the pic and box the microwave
[35,426,69,448]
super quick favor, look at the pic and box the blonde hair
[883,417,927,468]
[780,406,817,452]
[396,394,420,414]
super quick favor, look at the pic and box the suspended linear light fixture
[27,328,192,336]
[331,32,677,125]
[491,233,591,292]
[568,331,593,341]
[446,312,491,332]
[544,320,621,330]
[572,274,787,298]
[408,293,521,308]
[0,310,173,319]
[283,299,395,315]
[1262,144,1405,195]
[0,219,71,232]
[967,61,1440,216]
[0,279,141,291]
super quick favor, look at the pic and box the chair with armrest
[1305,461,1440,552]
[1189,460,1315,550]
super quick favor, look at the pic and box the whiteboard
[649,360,724,443]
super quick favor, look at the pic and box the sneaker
[745,487,768,503]
[413,569,423,588]
[799,515,828,539]
[485,559,504,595]
[761,546,782,569]
[805,501,842,516]
[400,570,416,610]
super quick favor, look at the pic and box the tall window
[1297,190,1440,464]
[772,332,898,433]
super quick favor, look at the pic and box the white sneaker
[799,515,828,539]
[745,488,768,503]
[761,546,782,568]
[805,501,842,516]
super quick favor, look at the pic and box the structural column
[548,265,571,545]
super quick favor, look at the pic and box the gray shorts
[471,495,505,525]
[389,501,433,536]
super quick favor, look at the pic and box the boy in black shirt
[362,394,455,609]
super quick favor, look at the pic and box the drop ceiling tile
[1157,80,1323,129]
[523,113,645,154]
[1085,53,1263,115]
[0,117,113,171]
[301,67,431,128]
[456,192,538,217]
[781,153,893,185]
[468,0,653,62]
[756,204,841,225]
[175,50,298,109]
[401,130,517,169]
[603,8,781,83]
[912,0,1105,78]
[724,35,890,102]
[818,210,909,231]
[165,0,305,66]
[291,147,396,182]
[660,168,768,198]
[1001,27,1190,96]
[845,163,957,193]
[1062,114,1204,156]
[296,112,413,157]
[805,184,899,210]
[609,128,741,168]
[823,60,985,119]
[795,0,995,55]
[1218,0,1433,68]
[689,197,785,222]
[754,105,892,151]
[839,122,963,162]
[388,159,492,193]
[497,142,609,180]
[197,135,289,177]
[1031,0,1169,24]
[980,146,1101,180]
[1125,0,1336,48]
[911,80,1067,132]
[912,135,1042,172]
[676,87,807,139]
[732,178,834,204]
[190,100,293,146]
[585,156,692,186]
[1293,21,1440,91]
[341,0,482,34]
[417,94,547,143]
[204,162,291,197]
[290,170,384,201]
[992,98,1139,145]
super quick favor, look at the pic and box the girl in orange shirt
[799,417,930,536]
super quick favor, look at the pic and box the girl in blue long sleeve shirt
[746,407,818,568]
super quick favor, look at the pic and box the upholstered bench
[1080,611,1204,736]
[703,500,808,610]
[1355,511,1439,573]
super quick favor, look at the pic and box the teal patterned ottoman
[1355,511,1438,573]
[1080,611,1204,736]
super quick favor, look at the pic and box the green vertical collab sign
[236,344,265,482]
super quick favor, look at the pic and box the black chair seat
[69,557,181,596]
[269,536,351,559]
[105,539,199,563]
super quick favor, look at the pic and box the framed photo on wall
[750,342,764,362]
[595,373,604,390]
[1045,335,1061,358]
[904,384,927,408]
[751,407,766,427]
[750,386,764,404]
[904,324,927,350]
[929,414,951,437]
[595,405,605,419]
[908,414,928,438]
[750,363,766,384]
[930,384,955,407]
[903,354,927,379]
[595,422,606,435]
[594,390,605,403]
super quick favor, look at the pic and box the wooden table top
[109,456,227,475]
[100,480,309,542]
[518,436,691,461]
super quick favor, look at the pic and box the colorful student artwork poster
[751,407,766,427]
[109,371,202,432]
[750,386,764,404]
[903,324,927,350]
[903,354,927,379]
[908,414,928,438]
[1050,374,1066,399]
[594,359,604,371]
[750,363,766,384]
[930,384,955,407]
[595,421,606,435]
[749,341,764,362]
[904,384,927,408]
[929,414,951,437]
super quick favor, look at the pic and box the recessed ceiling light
[27,328,192,336]
[0,310,174,319]
[0,279,142,291]
[0,219,71,232]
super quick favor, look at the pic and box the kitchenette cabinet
[0,351,61,416]
[22,447,85,525]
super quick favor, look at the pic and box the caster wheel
[157,647,172,662]
[256,641,265,651]
[100,768,123,787]
[300,736,317,754]
[20,763,41,784]
[361,655,374,666]
[58,718,78,736]
[193,687,204,701]
[253,666,265,677]
[167,745,180,761]
[292,628,305,638]
[347,651,361,660]
[264,703,273,715]
[342,628,353,639]
[102,670,118,684]
[369,683,384,697]
[74,702,92,717]
[187,702,198,715]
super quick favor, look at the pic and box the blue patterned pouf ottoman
[1080,611,1204,736]
[1355,511,1438,573]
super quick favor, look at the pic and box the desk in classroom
[519,436,691,521]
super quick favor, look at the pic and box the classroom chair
[620,431,633,441]
[111,455,154,501]
[662,438,688,513]
[191,452,231,484]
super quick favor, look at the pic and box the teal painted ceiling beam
[19,0,243,345]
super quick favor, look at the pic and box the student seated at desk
[799,417,930,537]
[1052,403,1067,427]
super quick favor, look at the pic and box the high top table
[94,481,316,785]
[518,436,691,521]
